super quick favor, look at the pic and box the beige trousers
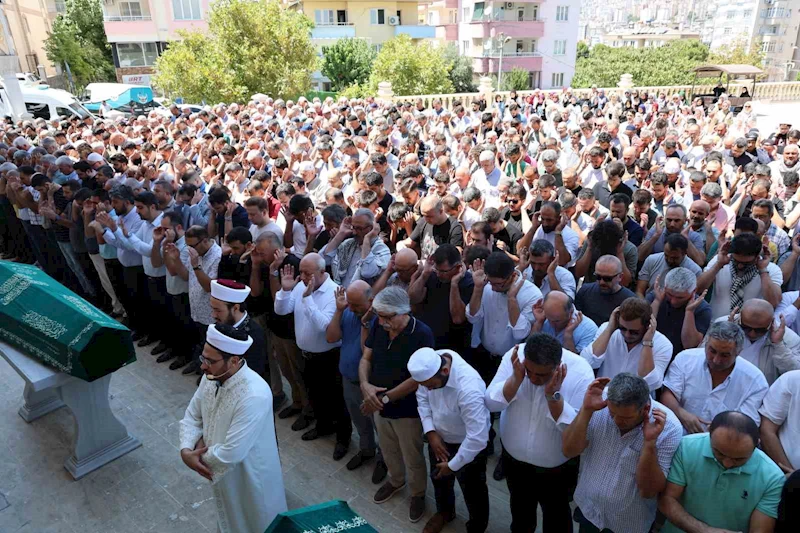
[373,415,427,497]
[270,332,311,413]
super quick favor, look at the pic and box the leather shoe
[131,330,145,342]
[371,458,388,484]
[169,357,189,370]
[422,512,455,533]
[278,405,302,419]
[272,392,287,412]
[152,343,169,355]
[346,451,375,471]
[291,416,312,431]
[156,351,175,363]
[137,335,155,347]
[493,456,506,481]
[301,427,334,441]
[182,360,200,375]
[333,442,349,461]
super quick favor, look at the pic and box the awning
[692,64,764,78]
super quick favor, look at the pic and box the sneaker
[371,458,388,484]
[373,481,405,504]
[409,496,426,523]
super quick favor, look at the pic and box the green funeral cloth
[0,260,135,381]
[265,500,378,533]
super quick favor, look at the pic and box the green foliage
[441,43,477,93]
[709,37,766,77]
[321,38,375,92]
[576,41,590,60]
[368,35,454,96]
[573,39,710,88]
[154,0,316,102]
[501,68,531,91]
[338,83,367,99]
[796,72,800,82]
[44,0,115,91]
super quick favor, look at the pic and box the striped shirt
[573,400,683,533]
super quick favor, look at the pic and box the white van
[0,84,94,121]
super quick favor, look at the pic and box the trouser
[252,314,280,396]
[116,265,148,333]
[342,379,377,454]
[467,345,504,445]
[778,469,800,532]
[505,450,579,533]
[89,254,125,314]
[168,292,193,360]
[300,348,351,445]
[429,440,489,533]
[271,333,311,414]
[57,241,96,297]
[145,275,170,342]
[373,415,427,497]
[574,507,615,533]
[22,221,49,271]
[44,230,71,286]
[0,197,31,261]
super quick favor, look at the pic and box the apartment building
[0,0,59,78]
[602,26,702,49]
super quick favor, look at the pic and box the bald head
[346,280,372,315]
[394,248,419,283]
[543,291,573,330]
[740,299,774,341]
[300,252,326,273]
[420,195,446,224]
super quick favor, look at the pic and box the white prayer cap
[206,324,253,355]
[210,279,251,303]
[407,348,442,382]
[664,159,681,174]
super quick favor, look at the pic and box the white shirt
[460,206,481,231]
[663,347,769,427]
[521,265,576,299]
[759,369,800,469]
[486,346,594,468]
[581,324,673,391]
[416,351,490,472]
[290,213,322,258]
[775,291,800,336]
[532,225,580,267]
[118,212,166,278]
[706,256,783,320]
[274,275,341,353]
[250,221,284,243]
[466,281,542,354]
[580,167,605,190]
[574,401,682,533]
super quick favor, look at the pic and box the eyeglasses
[508,199,520,204]
[741,324,769,336]
[594,273,620,282]
[617,325,643,334]
[199,355,224,365]
[435,264,460,275]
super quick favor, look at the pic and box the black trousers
[505,450,579,533]
[466,345,503,444]
[778,469,800,532]
[0,196,32,262]
[169,292,194,360]
[428,440,489,533]
[146,275,170,342]
[300,348,352,445]
[117,265,148,333]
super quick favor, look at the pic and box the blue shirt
[339,308,364,381]
[541,312,599,353]
[102,207,144,267]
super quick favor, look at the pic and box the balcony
[468,15,545,39]
[311,23,356,40]
[435,24,459,41]
[104,14,158,42]
[103,15,152,22]
[394,25,436,39]
[472,52,543,74]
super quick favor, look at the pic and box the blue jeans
[57,241,96,297]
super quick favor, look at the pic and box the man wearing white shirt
[759,369,800,475]
[661,321,769,434]
[408,348,490,533]
[244,196,283,243]
[486,334,594,533]
[579,147,607,190]
[582,297,673,391]
[274,252,352,457]
[529,201,580,267]
[472,150,502,189]
[520,239,576,299]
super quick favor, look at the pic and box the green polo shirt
[662,433,785,533]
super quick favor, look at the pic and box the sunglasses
[508,199,520,204]
[741,324,769,336]
[594,273,620,282]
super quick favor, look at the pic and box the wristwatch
[381,393,390,405]
[545,391,562,402]
[193,265,202,271]
[271,270,280,278]
[642,340,654,347]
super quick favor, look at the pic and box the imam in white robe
[180,363,287,533]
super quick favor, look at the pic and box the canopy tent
[692,64,764,79]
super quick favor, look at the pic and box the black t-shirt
[214,204,250,244]
[51,188,71,242]
[258,254,300,339]
[417,271,474,352]
[493,224,523,255]
[575,283,636,327]
[217,255,270,317]
[377,192,394,236]
[366,315,435,419]
[557,184,583,198]
[410,216,464,260]
[499,206,532,235]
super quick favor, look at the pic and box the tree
[368,35,454,96]
[501,67,531,91]
[572,39,710,88]
[709,37,766,76]
[154,0,316,101]
[321,38,375,92]
[44,0,115,91]
[576,41,590,60]
[441,43,477,93]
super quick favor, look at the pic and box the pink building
[102,0,209,84]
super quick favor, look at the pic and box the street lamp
[496,33,512,90]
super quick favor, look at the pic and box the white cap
[206,324,252,355]
[664,159,681,174]
[87,153,105,163]
[210,279,251,303]
[407,348,442,382]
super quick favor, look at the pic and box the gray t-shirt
[638,253,702,293]
[644,227,705,254]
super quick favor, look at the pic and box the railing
[315,21,354,26]
[103,15,153,22]
[382,81,800,109]
[472,15,544,23]
[481,51,542,57]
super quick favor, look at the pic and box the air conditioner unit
[505,2,514,9]
[388,16,400,25]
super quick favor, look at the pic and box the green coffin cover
[265,500,378,533]
[0,260,135,381]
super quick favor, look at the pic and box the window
[554,40,566,55]
[556,6,569,22]
[116,42,159,67]
[743,9,752,18]
[119,2,142,18]
[462,40,470,54]
[462,7,470,21]
[532,5,538,20]
[448,10,456,24]
[372,44,383,53]
[762,41,776,53]
[516,39,523,53]
[723,27,732,35]
[370,9,385,25]
[54,0,66,13]
[315,9,335,25]
[172,0,201,20]
[530,40,537,53]
[727,10,736,19]
[472,2,484,21]
[551,73,564,87]
[26,103,50,120]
